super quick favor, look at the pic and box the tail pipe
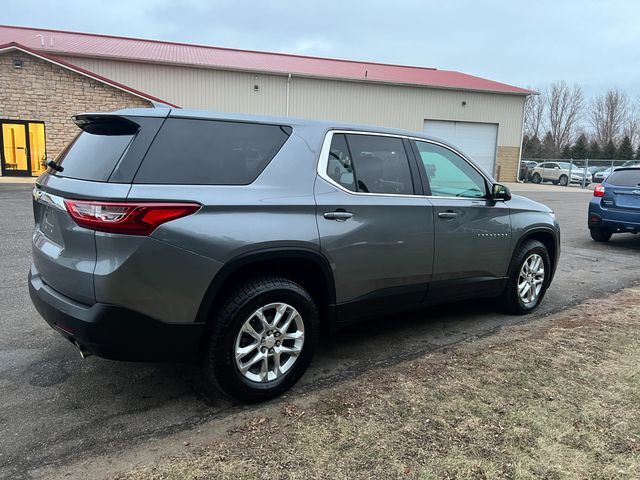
[74,341,92,359]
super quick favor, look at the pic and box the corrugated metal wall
[59,56,525,147]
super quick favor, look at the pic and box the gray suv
[29,108,560,401]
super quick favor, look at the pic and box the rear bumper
[588,203,640,232]
[29,266,205,362]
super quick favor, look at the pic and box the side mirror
[554,166,560,170]
[492,183,511,201]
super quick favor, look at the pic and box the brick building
[0,25,533,179]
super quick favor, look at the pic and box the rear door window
[345,134,414,195]
[607,170,640,186]
[52,131,135,182]
[134,118,291,185]
[326,134,356,191]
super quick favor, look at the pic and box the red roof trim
[0,41,179,107]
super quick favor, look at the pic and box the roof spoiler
[73,114,140,135]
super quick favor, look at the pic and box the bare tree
[623,98,640,147]
[524,90,545,139]
[590,88,629,146]
[546,81,584,155]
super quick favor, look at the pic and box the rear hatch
[602,169,640,212]
[32,111,166,304]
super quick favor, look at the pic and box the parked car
[589,167,640,241]
[519,160,538,182]
[593,166,615,183]
[530,162,592,186]
[586,165,607,177]
[29,108,560,402]
[622,160,640,167]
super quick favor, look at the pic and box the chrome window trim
[317,130,493,199]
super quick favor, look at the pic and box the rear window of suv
[52,131,135,182]
[606,169,640,186]
[134,118,292,185]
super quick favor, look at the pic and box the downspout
[286,73,291,116]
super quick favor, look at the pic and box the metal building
[0,25,532,180]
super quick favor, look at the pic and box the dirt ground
[112,288,640,480]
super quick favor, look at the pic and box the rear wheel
[590,227,612,242]
[204,276,319,402]
[532,173,542,184]
[558,175,569,186]
[501,240,551,315]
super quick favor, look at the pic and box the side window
[414,141,486,198]
[134,118,291,185]
[327,134,356,191]
[346,134,413,195]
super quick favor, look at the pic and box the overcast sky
[3,0,640,99]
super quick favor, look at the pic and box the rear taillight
[63,200,200,236]
[594,185,605,197]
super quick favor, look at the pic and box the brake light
[593,185,605,197]
[64,200,200,235]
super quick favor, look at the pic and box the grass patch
[117,289,640,480]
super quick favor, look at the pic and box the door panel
[428,197,511,301]
[28,123,47,176]
[1,123,30,176]
[315,177,434,320]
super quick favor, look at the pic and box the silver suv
[29,109,560,401]
[530,161,592,186]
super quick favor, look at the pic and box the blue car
[588,168,640,241]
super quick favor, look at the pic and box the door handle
[438,211,458,219]
[324,211,353,221]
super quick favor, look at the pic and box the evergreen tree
[542,132,555,158]
[588,140,601,159]
[571,134,588,159]
[561,144,572,158]
[602,140,617,159]
[636,145,640,160]
[618,136,635,160]
[525,135,543,158]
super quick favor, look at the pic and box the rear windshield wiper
[46,160,64,172]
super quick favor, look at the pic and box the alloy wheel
[517,254,545,305]
[234,302,305,383]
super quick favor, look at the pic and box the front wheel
[204,276,319,402]
[558,175,569,186]
[501,240,551,315]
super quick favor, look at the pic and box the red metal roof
[0,25,533,95]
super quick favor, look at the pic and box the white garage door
[423,120,498,175]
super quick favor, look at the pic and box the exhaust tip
[74,341,92,359]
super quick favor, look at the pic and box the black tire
[590,227,612,242]
[501,239,551,315]
[558,175,569,186]
[532,173,542,184]
[204,276,319,402]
